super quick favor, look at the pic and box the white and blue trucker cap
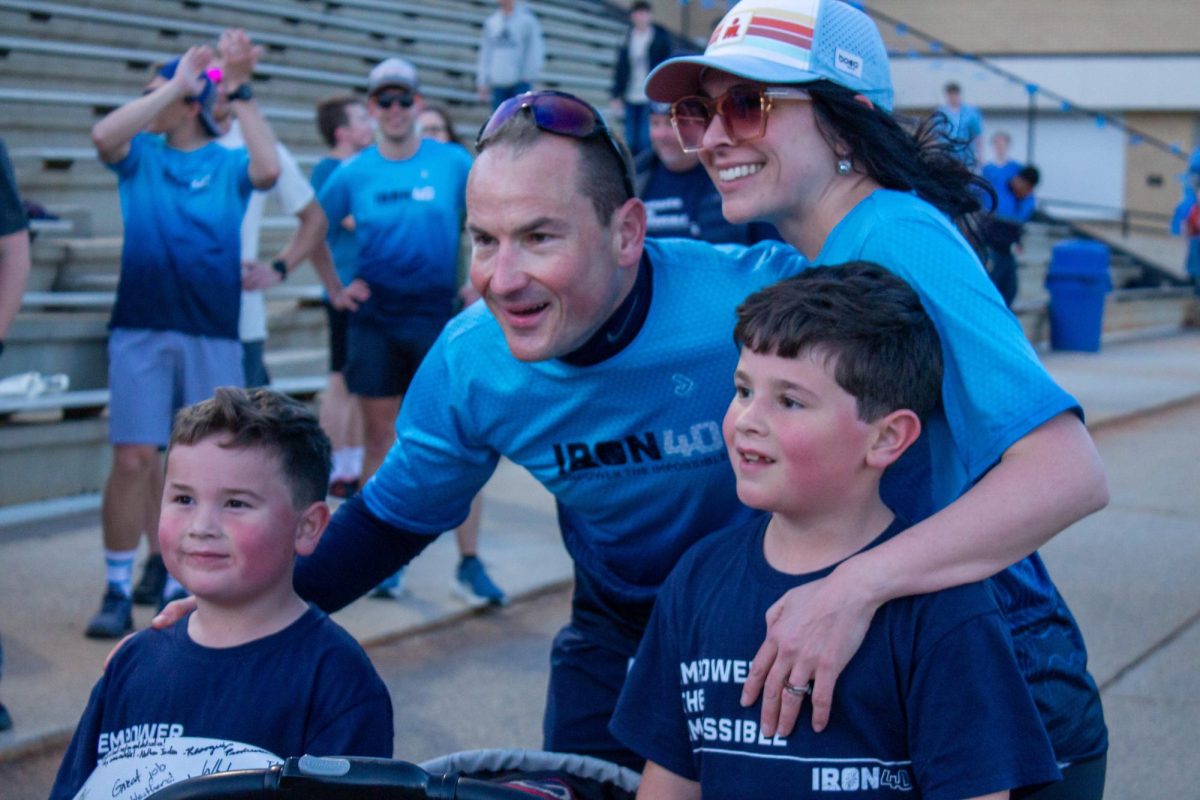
[646,0,893,112]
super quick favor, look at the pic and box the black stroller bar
[145,755,534,799]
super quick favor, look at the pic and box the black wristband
[271,259,288,281]
[225,83,254,102]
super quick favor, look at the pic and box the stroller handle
[143,755,535,799]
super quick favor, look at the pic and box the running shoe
[85,583,133,639]
[370,567,408,600]
[453,556,507,606]
[132,554,168,606]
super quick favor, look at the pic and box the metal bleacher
[0,0,628,509]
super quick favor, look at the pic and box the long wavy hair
[805,80,994,250]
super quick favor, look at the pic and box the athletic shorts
[324,300,350,374]
[343,315,447,398]
[107,328,244,447]
[542,566,653,772]
[241,339,270,389]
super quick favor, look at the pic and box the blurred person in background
[312,94,374,499]
[936,81,984,170]
[610,1,673,157]
[476,0,545,110]
[86,35,279,638]
[0,135,32,731]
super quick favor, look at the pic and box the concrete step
[0,375,328,507]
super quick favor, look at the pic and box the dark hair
[475,111,632,224]
[943,81,961,94]
[420,103,462,146]
[169,387,332,507]
[805,81,993,244]
[630,1,652,13]
[1017,165,1041,186]
[315,94,362,148]
[733,262,943,422]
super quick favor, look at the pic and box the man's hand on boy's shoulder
[153,595,198,630]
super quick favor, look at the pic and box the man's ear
[611,197,647,270]
[293,501,331,557]
[865,409,922,470]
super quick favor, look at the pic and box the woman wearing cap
[645,1,1108,797]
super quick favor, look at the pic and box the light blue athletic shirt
[316,140,471,316]
[362,237,801,600]
[107,133,252,339]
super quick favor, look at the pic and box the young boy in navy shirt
[52,388,393,799]
[611,263,1061,799]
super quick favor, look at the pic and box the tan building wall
[642,0,1200,53]
[1126,113,1198,218]
[637,0,1198,223]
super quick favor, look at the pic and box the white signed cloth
[74,736,282,800]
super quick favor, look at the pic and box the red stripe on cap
[750,14,814,38]
[746,23,814,50]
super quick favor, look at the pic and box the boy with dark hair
[612,263,1061,799]
[51,388,393,800]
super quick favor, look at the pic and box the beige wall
[866,1,1200,56]
[1125,113,1199,218]
[644,0,1200,56]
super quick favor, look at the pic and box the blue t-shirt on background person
[106,133,253,340]
[316,140,471,322]
[612,515,1062,799]
[51,605,392,800]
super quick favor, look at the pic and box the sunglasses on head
[476,90,635,200]
[670,84,811,153]
[374,91,415,109]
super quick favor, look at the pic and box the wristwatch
[271,259,288,281]
[225,83,254,102]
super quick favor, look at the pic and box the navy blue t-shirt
[51,605,393,799]
[612,516,1062,799]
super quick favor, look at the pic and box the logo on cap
[836,48,863,78]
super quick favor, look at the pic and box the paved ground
[1,330,1198,794]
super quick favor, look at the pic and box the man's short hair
[631,1,653,13]
[315,94,362,148]
[733,262,943,422]
[169,387,332,507]
[944,81,961,95]
[476,111,632,225]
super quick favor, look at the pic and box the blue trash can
[1045,239,1112,352]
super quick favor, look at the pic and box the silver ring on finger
[784,681,813,697]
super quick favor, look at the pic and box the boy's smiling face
[159,436,321,608]
[723,347,877,521]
